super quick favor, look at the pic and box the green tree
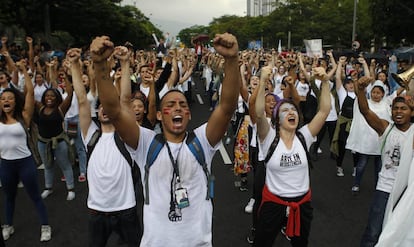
[0,0,161,49]
[371,0,414,47]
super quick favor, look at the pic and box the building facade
[247,0,285,17]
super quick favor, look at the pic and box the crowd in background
[0,32,413,246]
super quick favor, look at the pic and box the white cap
[372,80,386,91]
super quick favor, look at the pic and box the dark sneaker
[239,180,248,192]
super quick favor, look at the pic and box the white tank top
[0,122,31,160]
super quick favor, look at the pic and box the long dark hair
[0,87,25,123]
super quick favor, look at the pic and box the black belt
[88,207,134,216]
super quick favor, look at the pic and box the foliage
[0,0,413,51]
[178,25,210,47]
[0,0,161,49]
[370,0,414,47]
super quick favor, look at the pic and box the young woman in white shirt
[253,66,331,247]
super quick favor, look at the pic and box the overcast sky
[121,0,246,37]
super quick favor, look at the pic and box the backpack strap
[186,131,213,200]
[86,129,102,163]
[144,131,212,205]
[296,131,313,169]
[144,133,165,205]
[264,134,280,164]
[114,132,132,165]
[114,133,140,185]
[381,123,394,154]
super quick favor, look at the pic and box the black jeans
[315,120,337,151]
[88,206,141,247]
[254,196,313,247]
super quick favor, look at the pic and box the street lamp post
[351,0,357,44]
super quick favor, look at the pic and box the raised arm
[355,76,389,135]
[59,71,73,116]
[165,49,179,89]
[255,66,272,142]
[26,37,35,73]
[358,56,370,78]
[336,56,347,91]
[17,60,34,127]
[298,53,311,82]
[114,46,133,109]
[326,50,337,80]
[206,33,240,146]
[283,76,301,106]
[307,67,331,137]
[240,63,249,102]
[67,48,91,137]
[2,51,17,76]
[91,36,139,149]
[152,33,160,46]
[248,85,259,125]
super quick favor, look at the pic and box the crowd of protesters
[0,31,413,247]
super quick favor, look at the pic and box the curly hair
[0,87,25,123]
[41,88,63,107]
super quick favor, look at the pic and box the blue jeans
[38,140,74,190]
[0,157,48,225]
[360,190,389,247]
[65,116,87,175]
[353,153,382,187]
[88,207,141,247]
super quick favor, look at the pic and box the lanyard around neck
[165,136,186,183]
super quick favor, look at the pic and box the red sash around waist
[260,185,312,237]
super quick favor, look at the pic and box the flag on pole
[277,39,282,53]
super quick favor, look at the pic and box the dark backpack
[86,130,141,186]
[144,131,214,205]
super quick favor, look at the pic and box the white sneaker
[17,181,24,188]
[317,147,323,154]
[41,189,53,199]
[336,167,344,177]
[40,225,52,242]
[2,225,14,241]
[66,191,75,201]
[244,198,255,214]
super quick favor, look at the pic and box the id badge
[175,187,190,209]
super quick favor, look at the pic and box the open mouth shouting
[172,115,183,128]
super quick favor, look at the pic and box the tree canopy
[1,0,413,51]
[0,0,161,49]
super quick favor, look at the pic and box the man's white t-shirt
[258,125,315,198]
[82,122,136,212]
[139,84,150,97]
[377,124,414,193]
[129,123,219,247]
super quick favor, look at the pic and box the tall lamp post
[351,0,358,44]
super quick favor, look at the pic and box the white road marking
[219,144,232,165]
[196,94,204,104]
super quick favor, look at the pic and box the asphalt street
[0,76,377,247]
